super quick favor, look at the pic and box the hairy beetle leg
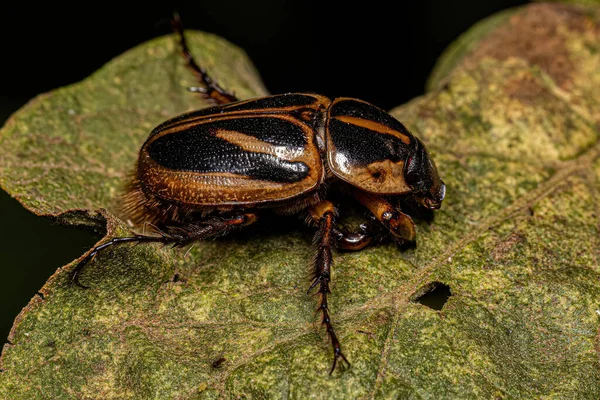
[71,213,257,288]
[171,14,238,105]
[308,201,350,374]
[352,190,416,242]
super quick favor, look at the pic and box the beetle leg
[352,190,416,242]
[332,227,372,251]
[71,213,257,288]
[332,224,375,251]
[307,200,350,374]
[171,13,238,104]
[332,218,396,251]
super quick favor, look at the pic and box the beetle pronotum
[72,17,446,374]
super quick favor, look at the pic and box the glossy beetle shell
[326,97,415,194]
[124,93,443,224]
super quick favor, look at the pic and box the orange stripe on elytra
[333,115,411,145]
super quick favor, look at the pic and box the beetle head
[404,138,446,210]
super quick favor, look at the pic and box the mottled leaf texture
[1,3,600,399]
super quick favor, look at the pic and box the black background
[0,1,527,342]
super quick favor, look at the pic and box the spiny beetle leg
[171,13,238,105]
[71,213,257,288]
[308,201,350,374]
[352,189,416,242]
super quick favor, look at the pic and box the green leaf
[1,3,600,398]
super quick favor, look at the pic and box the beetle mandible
[72,17,446,374]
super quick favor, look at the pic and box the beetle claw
[329,348,350,375]
[307,276,322,294]
[70,252,96,289]
[70,266,91,289]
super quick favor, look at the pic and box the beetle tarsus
[352,189,417,242]
[310,204,350,374]
[313,254,350,375]
[71,214,257,287]
[329,340,350,375]
[171,14,238,104]
[71,256,93,289]
[70,235,170,288]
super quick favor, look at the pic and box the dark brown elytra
[71,16,446,375]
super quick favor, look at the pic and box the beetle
[71,17,446,374]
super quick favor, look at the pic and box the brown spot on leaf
[504,72,550,105]
[491,231,526,261]
[466,4,596,89]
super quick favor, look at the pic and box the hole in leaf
[411,281,451,311]
[212,356,226,369]
[168,273,187,284]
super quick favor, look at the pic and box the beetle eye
[405,157,413,173]
[404,157,419,185]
